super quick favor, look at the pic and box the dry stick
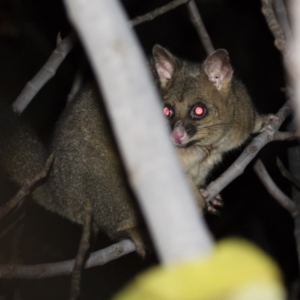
[276,157,300,190]
[130,0,190,26]
[0,154,54,220]
[273,129,300,141]
[69,206,92,300]
[186,0,214,55]
[261,0,286,53]
[254,159,296,215]
[206,100,292,203]
[12,33,76,115]
[0,240,135,279]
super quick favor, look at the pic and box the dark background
[0,0,297,299]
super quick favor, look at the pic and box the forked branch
[0,154,54,221]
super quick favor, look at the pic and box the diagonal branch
[254,159,296,215]
[273,130,300,141]
[130,0,190,26]
[0,240,135,279]
[0,154,54,221]
[69,205,92,300]
[12,33,77,115]
[206,100,292,203]
[187,0,214,54]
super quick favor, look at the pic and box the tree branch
[254,159,296,215]
[186,0,214,54]
[12,33,76,115]
[206,100,292,203]
[69,205,92,300]
[0,154,54,221]
[261,0,286,53]
[273,130,300,141]
[0,240,135,279]
[130,0,190,26]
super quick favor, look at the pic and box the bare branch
[130,0,190,26]
[0,240,135,279]
[69,206,92,300]
[0,154,54,221]
[273,130,300,141]
[187,0,214,55]
[12,33,77,115]
[206,100,292,203]
[261,0,286,53]
[254,159,296,215]
[277,157,300,190]
[288,1,300,130]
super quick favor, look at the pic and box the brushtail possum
[152,45,265,212]
[0,45,265,256]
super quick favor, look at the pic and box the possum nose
[171,121,187,145]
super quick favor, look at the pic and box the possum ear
[152,45,179,88]
[203,49,233,91]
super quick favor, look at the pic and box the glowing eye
[192,105,206,118]
[163,106,173,117]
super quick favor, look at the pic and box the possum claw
[200,188,223,215]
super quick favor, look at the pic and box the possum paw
[259,114,278,132]
[200,188,223,215]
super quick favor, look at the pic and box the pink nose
[171,121,186,145]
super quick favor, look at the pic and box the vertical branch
[63,0,213,264]
[288,1,300,130]
[187,0,214,54]
[69,206,92,300]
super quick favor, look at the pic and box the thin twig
[273,130,300,141]
[0,154,54,220]
[130,0,190,26]
[187,0,214,55]
[206,100,292,203]
[0,240,135,279]
[254,159,296,215]
[261,0,286,53]
[69,205,92,300]
[277,157,300,190]
[12,33,77,115]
